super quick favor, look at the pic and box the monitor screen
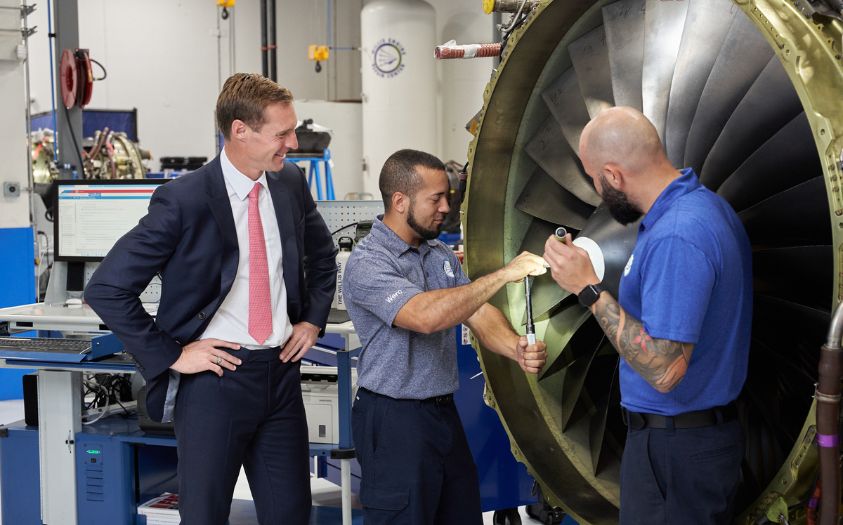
[54,179,169,262]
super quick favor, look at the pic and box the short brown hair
[215,73,294,140]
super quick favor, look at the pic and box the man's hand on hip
[516,336,547,374]
[281,321,320,363]
[170,339,242,377]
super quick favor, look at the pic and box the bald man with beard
[543,107,752,524]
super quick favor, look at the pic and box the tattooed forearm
[592,294,693,393]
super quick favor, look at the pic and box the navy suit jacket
[85,156,338,421]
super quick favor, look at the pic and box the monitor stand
[66,262,85,295]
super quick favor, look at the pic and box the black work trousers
[352,387,483,525]
[619,417,744,524]
[174,347,311,525]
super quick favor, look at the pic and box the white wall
[27,0,258,166]
[0,0,30,229]
[276,0,363,101]
[24,0,491,193]
[429,0,495,165]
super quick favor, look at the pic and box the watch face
[371,38,406,78]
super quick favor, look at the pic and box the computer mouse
[65,298,83,307]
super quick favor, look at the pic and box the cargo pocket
[360,485,409,511]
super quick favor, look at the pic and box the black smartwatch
[578,283,604,308]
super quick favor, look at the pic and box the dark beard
[600,174,643,225]
[407,202,442,240]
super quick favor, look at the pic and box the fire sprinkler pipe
[260,0,268,77]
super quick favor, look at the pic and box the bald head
[579,107,666,176]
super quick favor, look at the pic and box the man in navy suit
[85,73,337,525]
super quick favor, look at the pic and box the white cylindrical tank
[361,0,437,196]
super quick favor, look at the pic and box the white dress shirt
[199,148,293,348]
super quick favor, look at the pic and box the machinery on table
[461,1,843,524]
[31,126,150,183]
[82,127,150,180]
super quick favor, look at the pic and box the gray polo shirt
[343,217,470,399]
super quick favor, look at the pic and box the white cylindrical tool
[332,237,354,311]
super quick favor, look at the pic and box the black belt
[360,387,454,406]
[621,402,737,430]
[421,393,454,406]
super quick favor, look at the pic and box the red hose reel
[59,48,94,109]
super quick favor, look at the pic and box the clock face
[371,38,406,78]
[375,43,401,74]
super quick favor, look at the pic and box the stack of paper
[137,492,180,524]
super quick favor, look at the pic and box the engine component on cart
[31,129,59,184]
[30,127,150,181]
[288,119,332,155]
[83,128,150,179]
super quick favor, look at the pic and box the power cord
[62,104,87,178]
[89,58,107,81]
[331,222,358,236]
[82,374,134,425]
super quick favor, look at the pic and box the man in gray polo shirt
[344,149,548,524]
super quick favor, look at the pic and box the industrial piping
[268,0,277,82]
[434,41,501,60]
[260,0,268,77]
[818,300,843,525]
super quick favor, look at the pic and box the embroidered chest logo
[623,254,635,277]
[443,260,455,278]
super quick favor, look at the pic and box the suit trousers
[174,347,311,525]
[619,418,744,525]
[352,388,483,525]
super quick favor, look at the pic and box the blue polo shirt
[343,217,470,399]
[617,168,752,415]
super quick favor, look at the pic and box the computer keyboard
[0,337,92,354]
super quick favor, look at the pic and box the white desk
[0,302,155,333]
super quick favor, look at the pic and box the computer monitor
[54,179,169,263]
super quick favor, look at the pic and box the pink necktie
[248,183,272,344]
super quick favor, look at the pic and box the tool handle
[554,226,568,241]
[526,333,537,345]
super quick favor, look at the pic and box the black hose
[62,104,86,178]
[260,0,268,77]
[268,0,277,82]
